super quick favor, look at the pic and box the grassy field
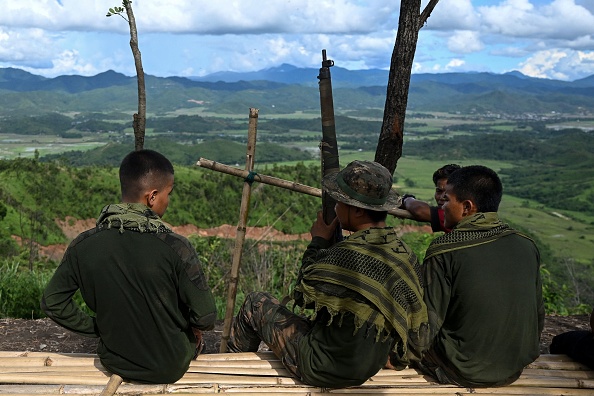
[0,133,107,160]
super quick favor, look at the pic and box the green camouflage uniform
[229,160,429,388]
[228,228,429,388]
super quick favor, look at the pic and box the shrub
[0,259,51,318]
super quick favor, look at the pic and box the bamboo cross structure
[219,107,259,353]
[196,158,413,220]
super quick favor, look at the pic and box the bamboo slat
[0,366,108,374]
[189,359,285,369]
[521,368,594,379]
[194,351,276,361]
[0,352,592,395]
[527,360,592,371]
[188,366,290,377]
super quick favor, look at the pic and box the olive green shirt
[422,213,544,386]
[42,204,216,384]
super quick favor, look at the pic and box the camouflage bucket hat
[322,160,399,212]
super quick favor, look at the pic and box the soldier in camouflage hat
[228,160,429,389]
[322,159,400,212]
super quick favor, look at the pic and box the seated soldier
[400,164,460,233]
[550,307,594,369]
[413,165,544,387]
[227,160,429,388]
[42,150,217,384]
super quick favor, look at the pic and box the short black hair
[364,209,388,223]
[119,150,174,200]
[446,165,502,212]
[432,164,461,185]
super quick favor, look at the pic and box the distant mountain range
[191,63,594,90]
[1,65,594,116]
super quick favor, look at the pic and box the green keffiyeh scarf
[96,203,172,234]
[294,228,428,347]
[425,212,526,260]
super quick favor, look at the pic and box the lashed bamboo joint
[0,351,592,395]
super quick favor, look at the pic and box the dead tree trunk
[374,0,440,174]
[124,2,146,151]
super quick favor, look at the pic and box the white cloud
[48,49,99,76]
[447,30,484,53]
[479,0,594,40]
[445,58,466,69]
[423,0,480,30]
[0,27,56,65]
[1,0,594,80]
[518,49,594,80]
[0,0,399,35]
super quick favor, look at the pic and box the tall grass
[0,237,309,320]
[1,232,589,320]
[0,258,51,318]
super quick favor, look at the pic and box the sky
[1,0,594,81]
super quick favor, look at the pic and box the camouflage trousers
[227,291,313,380]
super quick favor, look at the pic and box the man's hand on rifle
[310,210,339,241]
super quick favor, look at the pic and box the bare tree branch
[419,0,441,30]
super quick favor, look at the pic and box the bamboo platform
[0,351,592,395]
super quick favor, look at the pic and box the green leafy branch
[106,0,131,21]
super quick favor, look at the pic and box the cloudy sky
[1,0,594,81]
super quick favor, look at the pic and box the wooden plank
[526,361,591,371]
[521,368,594,379]
[0,351,591,396]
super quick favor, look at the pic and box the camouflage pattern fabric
[321,160,400,211]
[228,292,312,379]
[96,203,172,234]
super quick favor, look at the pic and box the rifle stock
[318,49,342,241]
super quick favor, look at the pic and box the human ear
[462,200,476,216]
[146,189,158,207]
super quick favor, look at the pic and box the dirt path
[30,217,432,262]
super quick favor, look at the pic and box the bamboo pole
[196,158,413,219]
[196,351,277,361]
[99,373,123,396]
[220,108,259,353]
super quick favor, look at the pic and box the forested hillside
[2,67,594,116]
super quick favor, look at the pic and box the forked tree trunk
[374,0,440,174]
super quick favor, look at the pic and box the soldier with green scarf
[228,160,429,388]
[42,150,216,384]
[413,165,544,387]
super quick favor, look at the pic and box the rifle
[317,49,342,242]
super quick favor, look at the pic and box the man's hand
[310,210,338,241]
[192,327,205,358]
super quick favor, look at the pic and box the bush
[0,259,51,318]
[189,236,307,319]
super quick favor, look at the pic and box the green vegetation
[2,70,594,320]
[1,150,592,319]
